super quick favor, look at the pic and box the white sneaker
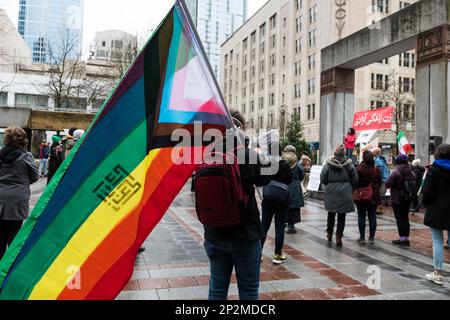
[425,272,444,285]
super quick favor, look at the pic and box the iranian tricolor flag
[397,131,414,155]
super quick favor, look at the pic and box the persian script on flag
[353,106,394,132]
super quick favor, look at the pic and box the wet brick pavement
[28,179,450,300]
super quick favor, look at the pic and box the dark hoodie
[0,145,26,166]
[423,160,450,230]
[385,164,416,205]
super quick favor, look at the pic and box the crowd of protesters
[0,119,449,300]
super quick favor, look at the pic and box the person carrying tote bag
[354,151,382,245]
[261,160,292,264]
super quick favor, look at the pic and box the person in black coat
[411,159,426,210]
[0,127,39,260]
[422,144,450,285]
[386,154,416,246]
[261,160,293,264]
[47,135,63,184]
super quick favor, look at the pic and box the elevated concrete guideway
[0,107,95,131]
[320,0,450,163]
[321,0,449,71]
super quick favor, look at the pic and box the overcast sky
[0,0,268,57]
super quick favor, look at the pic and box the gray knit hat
[334,143,346,158]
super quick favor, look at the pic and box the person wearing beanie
[354,151,382,244]
[386,153,417,246]
[61,127,78,161]
[284,145,297,154]
[73,129,85,142]
[282,149,305,234]
[320,143,358,247]
[47,135,63,184]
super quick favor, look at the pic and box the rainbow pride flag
[0,0,232,300]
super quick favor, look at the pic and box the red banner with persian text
[353,106,394,132]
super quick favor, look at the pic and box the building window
[296,16,302,33]
[270,14,277,30]
[309,5,317,23]
[294,83,301,98]
[269,93,275,106]
[372,0,389,14]
[251,32,256,45]
[0,92,7,106]
[399,1,410,9]
[259,97,264,109]
[308,54,316,70]
[308,78,315,94]
[260,23,266,38]
[15,94,48,109]
[268,113,274,127]
[308,29,317,47]
[271,34,276,49]
[295,38,302,54]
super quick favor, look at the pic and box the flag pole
[176,0,235,130]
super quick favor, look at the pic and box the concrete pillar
[319,68,355,163]
[416,24,450,164]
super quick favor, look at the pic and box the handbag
[354,185,373,202]
[263,180,290,203]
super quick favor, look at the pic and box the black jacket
[0,146,39,220]
[204,148,272,241]
[423,161,450,231]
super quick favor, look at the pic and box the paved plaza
[29,179,450,300]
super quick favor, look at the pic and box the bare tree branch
[371,70,415,138]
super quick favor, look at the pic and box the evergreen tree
[281,111,309,156]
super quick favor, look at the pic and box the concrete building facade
[221,0,417,155]
[186,0,248,79]
[92,30,138,62]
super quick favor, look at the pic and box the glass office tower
[185,0,248,79]
[18,0,84,62]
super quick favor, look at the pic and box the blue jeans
[204,238,261,300]
[356,203,377,239]
[430,228,445,271]
[38,158,48,176]
[346,148,354,159]
[261,199,289,255]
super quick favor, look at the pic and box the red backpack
[194,151,248,228]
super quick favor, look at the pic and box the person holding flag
[397,131,414,155]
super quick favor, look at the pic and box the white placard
[307,165,323,192]
[356,130,378,145]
